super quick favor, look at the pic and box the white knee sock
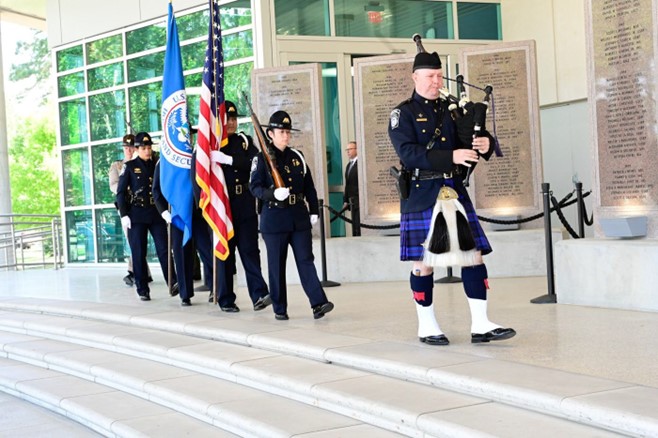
[467,298,501,334]
[415,303,443,337]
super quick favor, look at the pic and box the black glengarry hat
[413,51,442,71]
[264,110,300,131]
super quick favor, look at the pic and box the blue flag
[161,1,193,245]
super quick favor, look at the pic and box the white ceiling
[0,0,47,29]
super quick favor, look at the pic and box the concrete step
[0,299,651,436]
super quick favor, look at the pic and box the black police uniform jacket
[219,132,260,222]
[388,91,494,214]
[249,146,319,234]
[116,156,168,223]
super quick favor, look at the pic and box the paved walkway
[1,267,657,389]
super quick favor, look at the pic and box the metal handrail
[0,214,64,271]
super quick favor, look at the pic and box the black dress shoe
[220,304,240,313]
[419,335,450,345]
[123,273,134,287]
[195,284,210,292]
[169,283,179,297]
[275,313,289,321]
[148,276,154,283]
[312,302,334,320]
[181,298,191,307]
[471,328,516,343]
[139,293,150,301]
[253,294,272,311]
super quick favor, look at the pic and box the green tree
[9,117,59,215]
[9,30,51,104]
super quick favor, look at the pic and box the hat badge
[283,117,290,123]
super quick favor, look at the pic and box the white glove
[310,214,319,226]
[121,216,131,231]
[210,150,233,165]
[161,210,172,224]
[274,187,290,201]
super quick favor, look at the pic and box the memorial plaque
[461,41,543,226]
[586,0,658,237]
[354,54,415,227]
[252,64,328,235]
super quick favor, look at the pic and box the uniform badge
[390,109,401,129]
[292,158,300,167]
[134,168,142,174]
[284,165,291,174]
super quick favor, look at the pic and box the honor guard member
[116,132,178,301]
[153,159,195,306]
[388,49,515,345]
[209,100,271,313]
[249,110,334,321]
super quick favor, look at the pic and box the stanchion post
[318,199,340,287]
[435,266,461,283]
[576,181,585,238]
[531,182,557,303]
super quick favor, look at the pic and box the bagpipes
[411,34,501,268]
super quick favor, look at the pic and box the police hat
[134,132,153,146]
[413,51,442,71]
[264,110,300,131]
[122,134,135,147]
[225,101,244,118]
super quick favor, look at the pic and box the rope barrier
[325,190,591,232]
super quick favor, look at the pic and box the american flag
[196,0,233,260]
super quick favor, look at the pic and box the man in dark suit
[343,141,360,236]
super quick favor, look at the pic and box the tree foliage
[9,30,51,104]
[9,118,60,215]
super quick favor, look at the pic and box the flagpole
[210,0,219,305]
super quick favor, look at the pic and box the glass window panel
[92,142,123,205]
[225,62,253,110]
[223,30,253,62]
[96,207,125,263]
[128,51,165,82]
[220,1,252,28]
[57,45,84,72]
[62,148,92,207]
[59,98,88,146]
[88,62,124,91]
[187,94,200,126]
[457,3,501,40]
[275,0,330,36]
[86,34,123,65]
[184,72,202,90]
[66,210,95,263]
[89,90,126,141]
[334,0,453,39]
[129,82,162,133]
[58,72,85,98]
[181,41,207,71]
[126,21,166,54]
[177,10,209,40]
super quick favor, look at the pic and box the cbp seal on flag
[161,89,193,169]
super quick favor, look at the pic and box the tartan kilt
[400,181,491,261]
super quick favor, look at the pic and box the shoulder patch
[119,163,127,176]
[250,156,258,173]
[390,109,401,129]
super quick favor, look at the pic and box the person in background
[116,132,178,301]
[342,140,360,236]
[249,110,334,321]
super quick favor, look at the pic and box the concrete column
[0,20,16,268]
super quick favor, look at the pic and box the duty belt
[411,169,455,181]
[269,193,305,208]
[132,196,155,207]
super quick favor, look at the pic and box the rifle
[241,92,286,189]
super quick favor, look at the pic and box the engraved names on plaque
[590,0,657,212]
[252,64,327,211]
[461,41,543,223]
[354,54,414,224]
